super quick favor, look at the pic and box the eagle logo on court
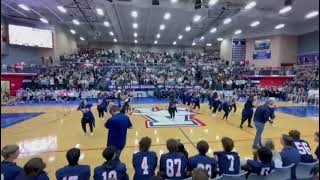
[132,107,206,128]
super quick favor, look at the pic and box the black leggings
[194,102,200,109]
[240,115,252,126]
[98,110,104,118]
[81,120,94,133]
[222,109,230,120]
[168,108,177,119]
[212,105,219,114]
[230,104,237,113]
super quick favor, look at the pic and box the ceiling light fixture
[57,6,67,13]
[223,18,232,24]
[185,26,191,32]
[156,33,161,38]
[210,27,217,33]
[131,11,138,18]
[109,31,114,36]
[250,21,260,27]
[200,36,204,40]
[104,21,110,27]
[164,12,171,20]
[234,29,242,34]
[40,18,48,24]
[171,0,178,3]
[73,19,80,25]
[80,37,85,41]
[217,37,223,41]
[134,39,138,44]
[154,40,158,44]
[159,24,165,30]
[244,1,256,10]
[178,35,183,40]
[96,8,104,16]
[133,23,138,29]
[193,14,202,22]
[192,42,196,46]
[134,32,138,37]
[305,10,319,19]
[274,24,285,29]
[173,41,177,45]
[279,6,292,14]
[70,29,76,34]
[18,4,30,11]
[206,43,212,46]
[208,0,218,7]
[113,38,117,43]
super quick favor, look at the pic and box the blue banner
[108,85,202,90]
[253,51,271,60]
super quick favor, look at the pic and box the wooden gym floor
[1,102,319,179]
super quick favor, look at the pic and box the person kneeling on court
[93,146,129,180]
[1,145,23,180]
[55,148,90,180]
[159,139,189,179]
[241,147,275,177]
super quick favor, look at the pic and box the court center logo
[132,107,206,128]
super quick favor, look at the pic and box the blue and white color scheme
[132,107,205,128]
[253,50,272,60]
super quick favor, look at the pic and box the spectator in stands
[191,168,209,180]
[93,146,129,180]
[214,137,240,175]
[288,129,316,163]
[263,139,282,168]
[159,139,189,179]
[132,137,158,180]
[188,140,217,179]
[55,148,90,180]
[1,145,22,180]
[14,157,49,180]
[242,147,275,176]
[315,131,319,160]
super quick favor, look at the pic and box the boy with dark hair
[14,157,49,180]
[93,146,129,180]
[289,129,316,163]
[214,137,240,175]
[280,134,301,167]
[315,131,319,160]
[132,137,158,180]
[188,141,217,179]
[159,139,189,179]
[242,147,275,176]
[55,148,91,180]
[1,145,23,180]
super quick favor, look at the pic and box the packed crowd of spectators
[1,48,319,105]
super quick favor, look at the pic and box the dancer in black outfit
[211,92,221,114]
[168,98,178,119]
[240,95,256,128]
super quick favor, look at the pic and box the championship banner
[108,84,203,90]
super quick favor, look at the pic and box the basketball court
[1,101,318,179]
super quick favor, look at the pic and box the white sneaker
[82,132,86,136]
[90,133,94,136]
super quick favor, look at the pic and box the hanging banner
[253,51,271,60]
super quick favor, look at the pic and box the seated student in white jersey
[55,148,90,180]
[188,141,218,179]
[214,137,240,175]
[289,129,316,163]
[93,146,129,180]
[159,139,189,179]
[132,137,158,180]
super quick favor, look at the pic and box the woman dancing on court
[168,98,178,119]
[78,100,95,136]
[219,95,231,120]
[240,95,257,128]
[211,92,221,114]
